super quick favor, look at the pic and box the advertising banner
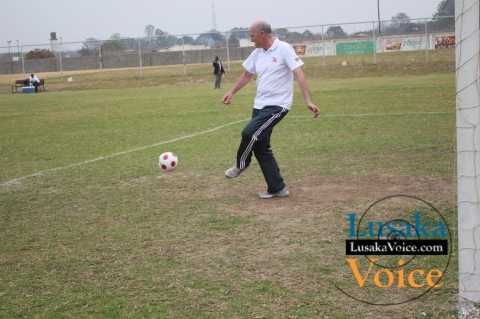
[383,37,426,52]
[305,42,336,57]
[336,41,374,55]
[434,34,455,49]
[401,37,426,51]
[292,44,306,56]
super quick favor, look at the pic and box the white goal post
[456,0,480,316]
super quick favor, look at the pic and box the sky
[0,0,443,47]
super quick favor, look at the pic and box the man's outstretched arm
[223,71,254,105]
[293,67,320,118]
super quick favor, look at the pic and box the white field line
[289,111,452,119]
[1,118,249,187]
[0,111,453,187]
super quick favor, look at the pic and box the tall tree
[326,26,347,38]
[177,36,196,45]
[274,28,289,40]
[83,37,100,50]
[429,0,455,32]
[434,0,454,17]
[102,33,124,51]
[285,31,303,43]
[79,37,101,56]
[154,28,166,37]
[391,12,411,26]
[144,24,155,41]
[229,27,249,39]
[383,12,421,35]
[153,29,177,49]
[196,30,225,48]
[302,30,314,40]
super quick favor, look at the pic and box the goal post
[456,0,480,316]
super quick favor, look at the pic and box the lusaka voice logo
[335,195,452,305]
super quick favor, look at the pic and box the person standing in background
[213,56,225,89]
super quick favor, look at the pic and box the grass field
[0,51,457,318]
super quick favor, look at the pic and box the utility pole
[377,0,381,34]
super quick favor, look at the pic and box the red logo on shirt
[272,57,277,63]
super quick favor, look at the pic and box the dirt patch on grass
[209,174,455,217]
[195,173,455,280]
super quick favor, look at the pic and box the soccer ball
[159,152,178,172]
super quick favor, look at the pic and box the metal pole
[20,45,25,74]
[59,37,63,74]
[225,33,231,71]
[321,25,326,66]
[424,21,429,63]
[15,40,20,74]
[7,40,12,74]
[182,37,187,76]
[137,38,143,77]
[372,22,377,64]
[50,39,58,72]
[99,43,103,70]
[377,0,381,34]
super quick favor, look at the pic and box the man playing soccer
[223,20,319,199]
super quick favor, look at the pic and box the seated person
[29,73,40,92]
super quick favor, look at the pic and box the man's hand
[307,102,320,118]
[222,71,253,106]
[223,91,234,105]
[294,68,319,118]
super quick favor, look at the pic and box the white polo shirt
[242,38,304,110]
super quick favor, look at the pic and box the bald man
[223,21,319,199]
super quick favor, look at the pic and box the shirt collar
[265,38,279,52]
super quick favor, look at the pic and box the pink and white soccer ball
[159,152,178,172]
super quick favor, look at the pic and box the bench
[11,79,45,93]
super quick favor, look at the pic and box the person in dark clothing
[212,56,225,89]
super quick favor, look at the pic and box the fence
[0,16,454,75]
